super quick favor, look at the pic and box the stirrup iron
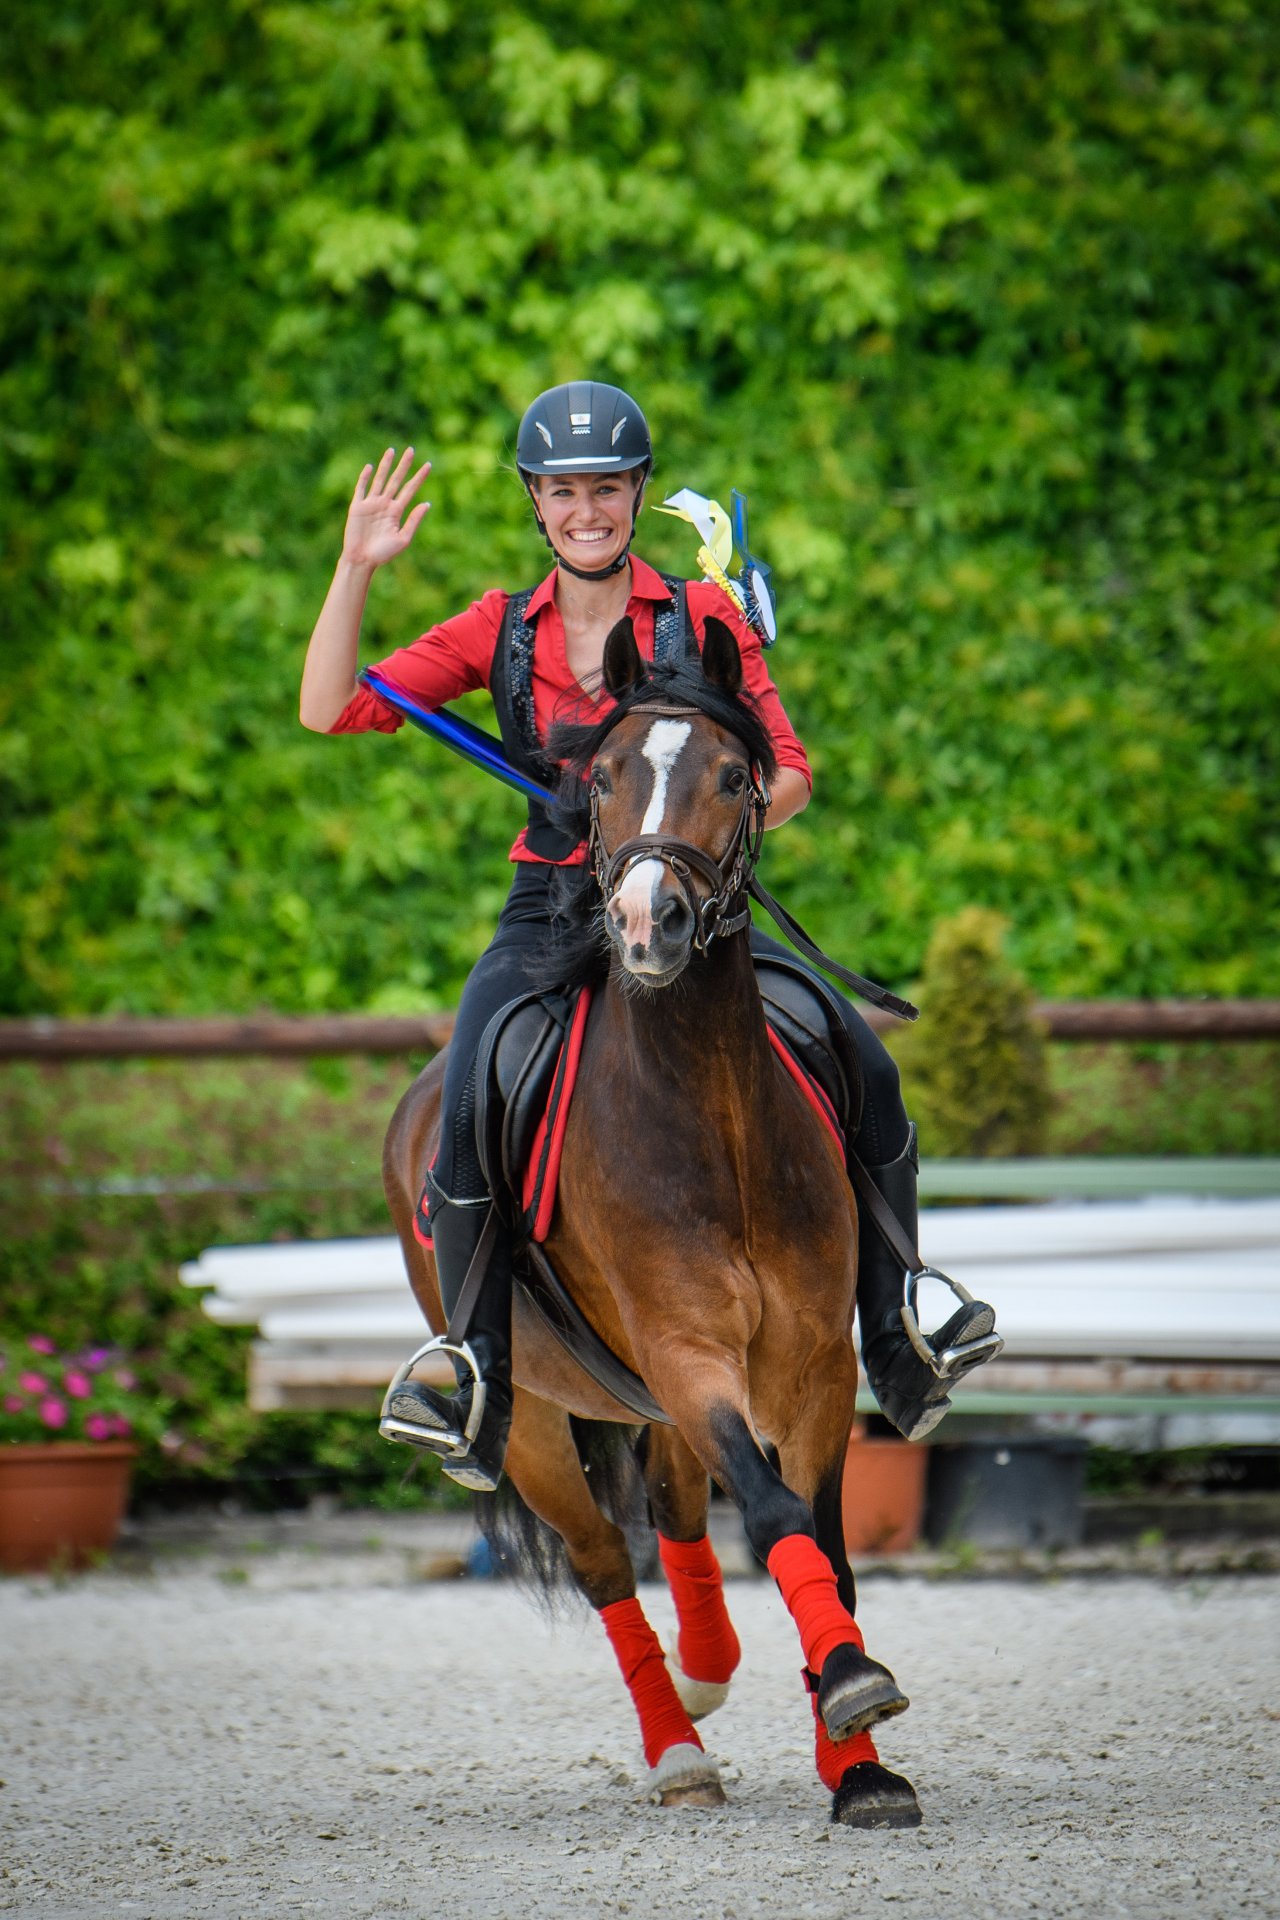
[378,1335,487,1456]
[899,1268,1005,1381]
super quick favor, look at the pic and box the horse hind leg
[641,1426,741,1724]
[503,1405,725,1809]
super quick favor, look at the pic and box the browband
[619,701,704,718]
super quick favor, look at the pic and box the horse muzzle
[606,858,697,979]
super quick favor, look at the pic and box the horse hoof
[659,1780,729,1809]
[818,1643,909,1743]
[648,1742,726,1808]
[831,1761,923,1830]
[666,1658,731,1723]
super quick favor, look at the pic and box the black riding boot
[856,1126,1001,1442]
[381,1183,514,1493]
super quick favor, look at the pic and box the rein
[587,697,920,1021]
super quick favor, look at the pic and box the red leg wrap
[657,1533,742,1685]
[766,1533,865,1676]
[600,1597,704,1770]
[804,1669,878,1790]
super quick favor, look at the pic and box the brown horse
[382,616,921,1828]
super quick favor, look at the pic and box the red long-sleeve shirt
[331,554,811,863]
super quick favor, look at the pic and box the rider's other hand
[342,447,432,570]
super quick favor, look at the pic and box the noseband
[588,701,772,952]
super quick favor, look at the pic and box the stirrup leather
[899,1268,1005,1381]
[378,1335,488,1458]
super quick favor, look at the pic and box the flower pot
[841,1425,928,1555]
[0,1441,137,1573]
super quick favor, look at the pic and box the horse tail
[475,1419,652,1609]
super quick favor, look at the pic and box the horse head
[586,615,774,984]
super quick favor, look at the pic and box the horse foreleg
[779,1429,923,1828]
[656,1370,909,1749]
[641,1425,741,1723]
[504,1405,725,1809]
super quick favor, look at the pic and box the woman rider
[300,380,1000,1493]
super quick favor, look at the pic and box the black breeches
[433,866,912,1199]
[434,864,560,1200]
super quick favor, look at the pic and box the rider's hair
[527,656,779,992]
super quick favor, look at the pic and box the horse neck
[605,931,773,1095]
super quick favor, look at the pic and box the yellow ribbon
[655,488,747,614]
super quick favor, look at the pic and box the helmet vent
[611,417,627,444]
[536,421,553,447]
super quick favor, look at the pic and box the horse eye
[722,766,747,795]
[591,767,612,796]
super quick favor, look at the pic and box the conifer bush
[895,908,1050,1160]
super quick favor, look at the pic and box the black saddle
[464,962,861,1426]
[754,953,864,1142]
[474,988,571,1210]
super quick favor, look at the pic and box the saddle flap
[473,991,569,1208]
[755,955,863,1139]
[519,1246,671,1425]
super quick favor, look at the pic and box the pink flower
[114,1370,137,1391]
[85,1412,114,1441]
[83,1348,113,1372]
[63,1371,93,1399]
[27,1336,56,1355]
[3,1394,24,1414]
[39,1397,68,1430]
[109,1415,132,1438]
[18,1372,48,1394]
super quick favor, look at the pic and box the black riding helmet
[516,381,652,580]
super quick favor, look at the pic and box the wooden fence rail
[1,999,1278,1061]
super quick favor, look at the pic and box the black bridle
[587,701,771,952]
[585,696,920,1020]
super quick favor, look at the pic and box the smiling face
[530,470,644,573]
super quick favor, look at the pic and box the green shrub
[895,908,1051,1158]
[0,1055,466,1506]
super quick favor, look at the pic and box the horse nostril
[653,891,693,943]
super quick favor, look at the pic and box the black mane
[528,658,779,994]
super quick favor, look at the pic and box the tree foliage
[2,0,1276,1014]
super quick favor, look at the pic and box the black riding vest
[489,574,694,861]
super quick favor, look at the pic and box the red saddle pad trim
[416,997,842,1257]
[766,1026,845,1154]
[412,1153,438,1249]
[523,986,595,1242]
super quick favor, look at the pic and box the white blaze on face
[612,719,692,955]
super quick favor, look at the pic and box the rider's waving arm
[300,447,432,732]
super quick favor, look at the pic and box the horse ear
[701,616,743,695]
[602,616,645,697]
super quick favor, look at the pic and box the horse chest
[562,1063,835,1256]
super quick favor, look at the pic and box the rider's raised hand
[342,447,432,569]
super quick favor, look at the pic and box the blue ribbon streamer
[358,667,554,803]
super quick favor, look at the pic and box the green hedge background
[3,0,1277,1019]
